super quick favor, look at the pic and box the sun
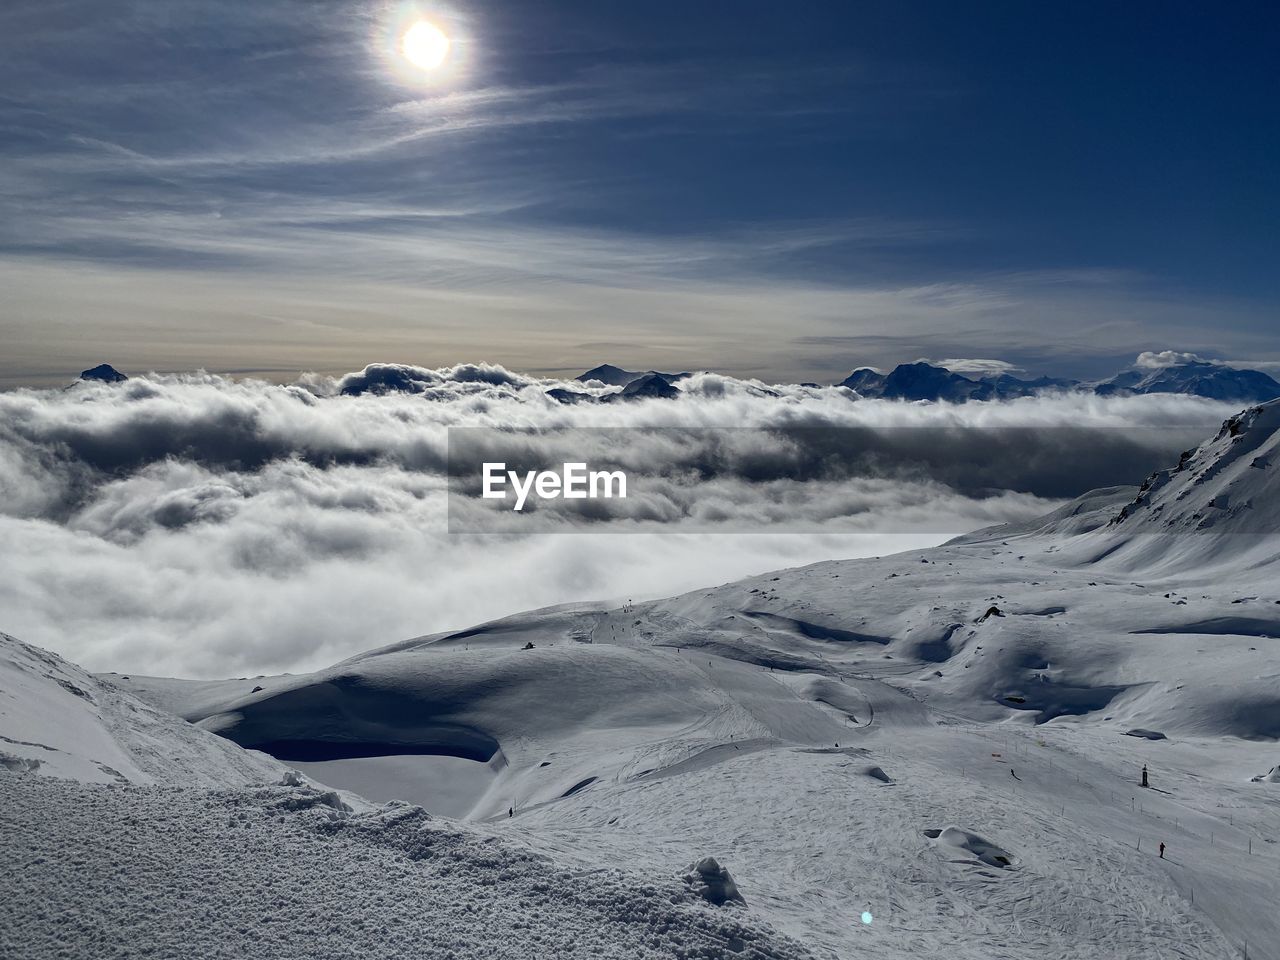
[401,19,450,71]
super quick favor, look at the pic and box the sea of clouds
[0,363,1238,677]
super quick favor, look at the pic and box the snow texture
[0,775,809,960]
[0,632,285,786]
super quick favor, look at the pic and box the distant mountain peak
[79,363,128,383]
[836,355,1276,404]
[576,365,691,389]
[603,371,681,401]
[1096,360,1280,403]
[577,364,639,386]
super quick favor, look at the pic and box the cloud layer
[0,365,1240,677]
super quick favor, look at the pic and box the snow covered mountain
[838,358,1280,403]
[547,367,688,402]
[1096,360,1280,403]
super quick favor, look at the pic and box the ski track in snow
[512,726,1268,959]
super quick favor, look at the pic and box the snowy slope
[109,402,1280,958]
[0,630,810,960]
[1054,399,1280,578]
[118,551,1278,958]
[1,774,811,960]
[1110,400,1280,535]
[0,631,284,785]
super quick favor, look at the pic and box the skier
[1159,842,1165,859]
[1142,764,1149,788]
[508,806,513,818]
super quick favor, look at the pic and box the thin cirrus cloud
[1,0,1277,386]
[0,1,965,385]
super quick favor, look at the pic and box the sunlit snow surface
[5,401,1280,958]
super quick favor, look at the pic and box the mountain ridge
[839,359,1280,404]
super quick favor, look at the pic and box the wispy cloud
[930,359,1024,376]
[1,0,1276,385]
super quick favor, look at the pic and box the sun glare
[401,19,451,71]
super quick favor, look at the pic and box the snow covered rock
[268,784,353,817]
[858,764,893,783]
[1250,766,1280,783]
[1124,728,1168,741]
[683,856,747,906]
[976,605,1005,622]
[923,826,1015,868]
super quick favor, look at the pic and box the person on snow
[1159,842,1165,859]
[1142,764,1149,788]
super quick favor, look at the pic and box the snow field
[0,774,812,960]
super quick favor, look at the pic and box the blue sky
[1,0,1276,384]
